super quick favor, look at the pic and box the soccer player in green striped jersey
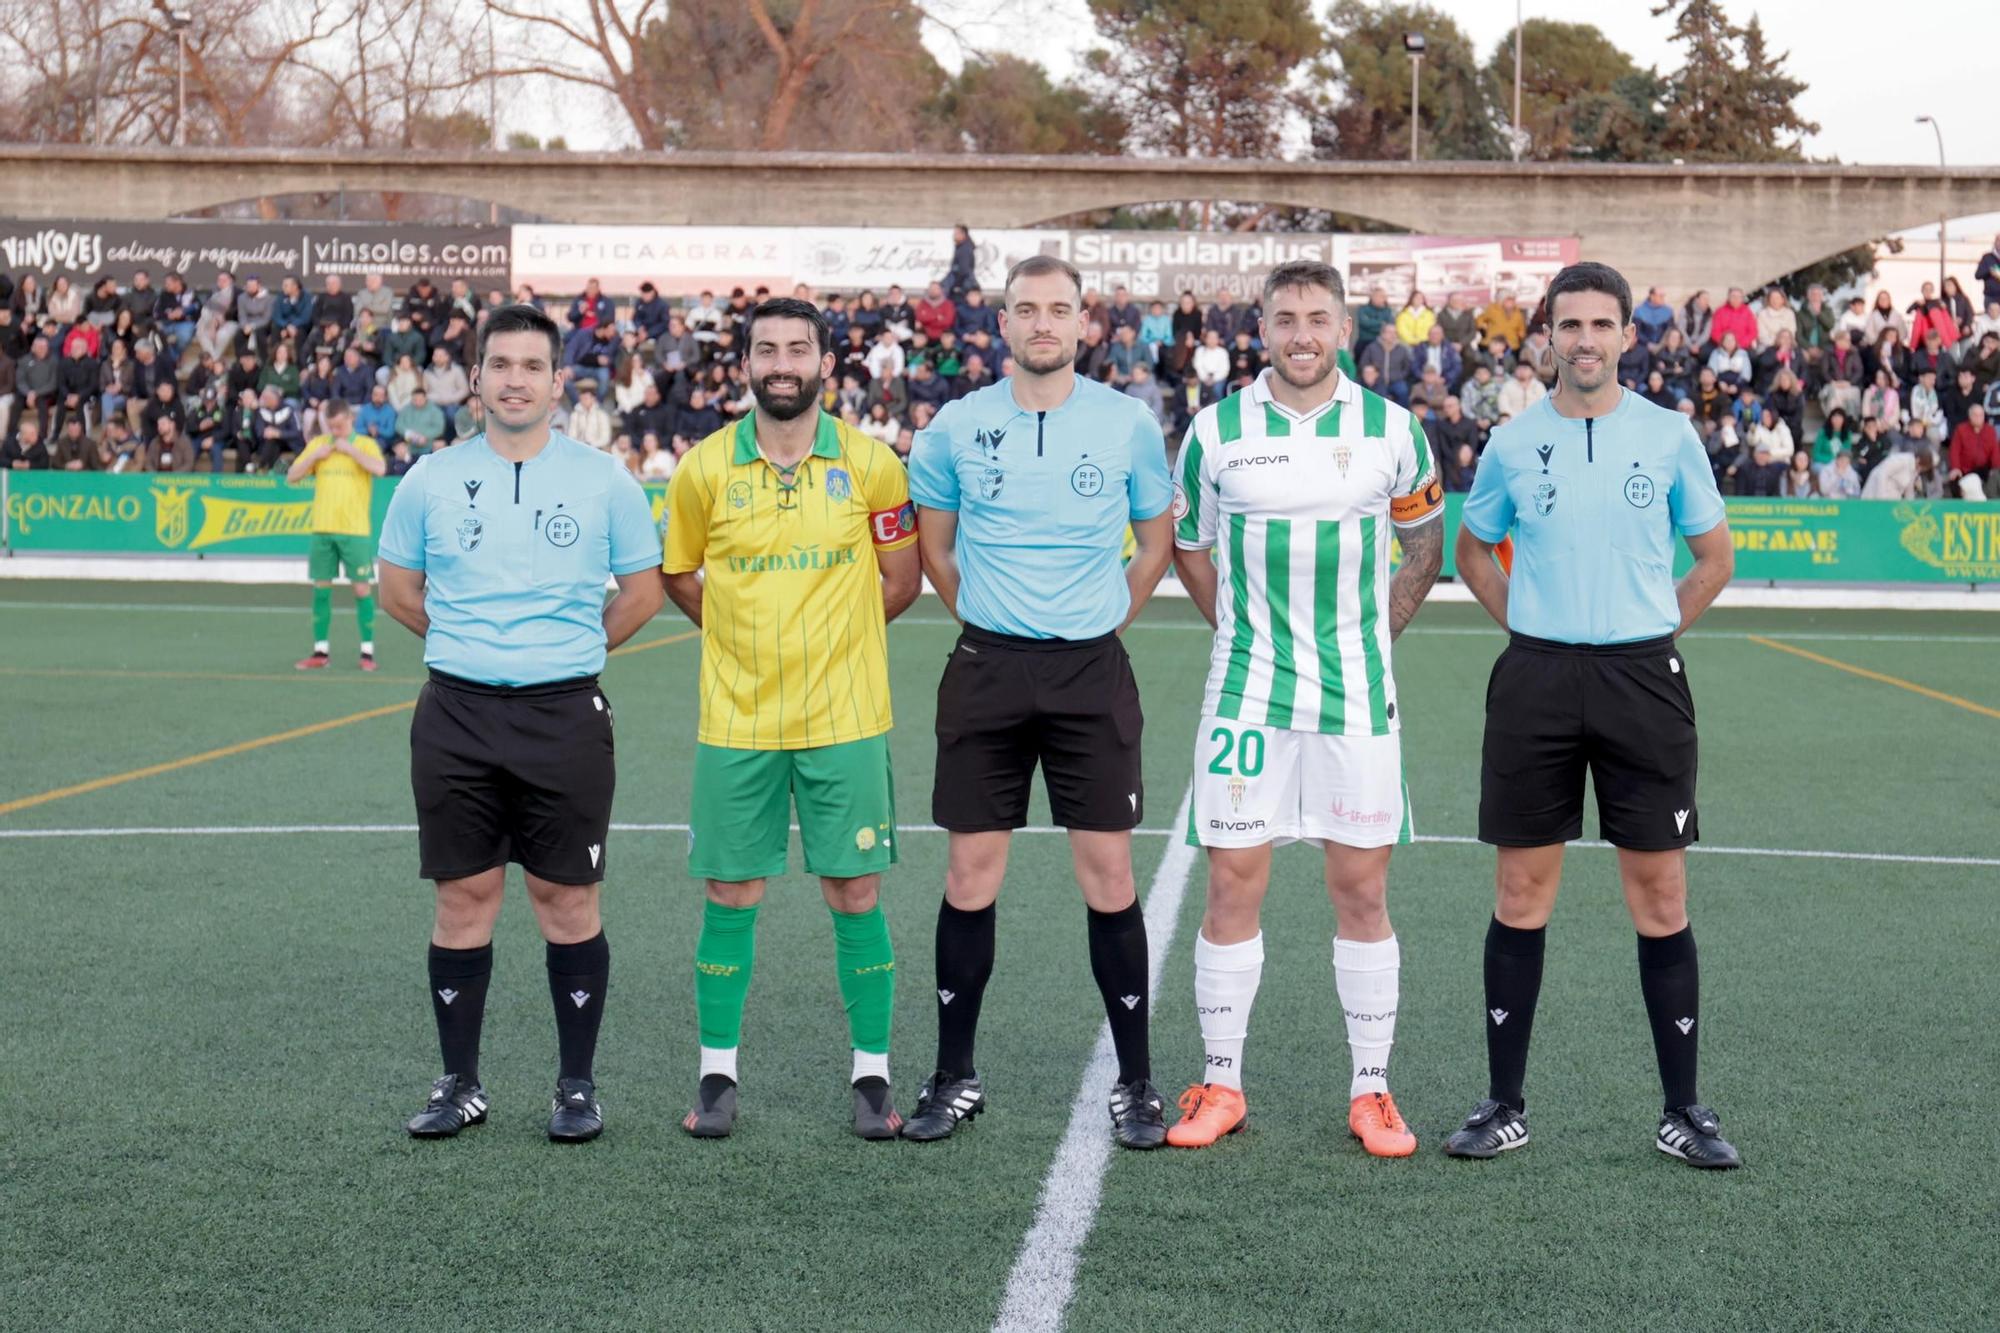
[1163,260,1446,1156]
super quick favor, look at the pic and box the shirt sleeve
[607,464,664,575]
[1127,405,1172,521]
[1459,438,1515,544]
[1390,415,1446,529]
[377,456,428,569]
[660,451,713,575]
[1173,420,1218,550]
[907,403,960,511]
[1669,420,1727,536]
[859,439,918,552]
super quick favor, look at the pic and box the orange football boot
[1348,1091,1417,1157]
[1165,1083,1247,1148]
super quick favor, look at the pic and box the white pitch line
[3,822,1997,871]
[991,784,1200,1333]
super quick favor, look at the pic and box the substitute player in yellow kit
[662,297,922,1141]
[287,398,387,671]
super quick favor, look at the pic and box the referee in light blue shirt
[1443,262,1743,1168]
[897,254,1177,1149]
[375,303,664,1145]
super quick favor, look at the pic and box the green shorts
[688,735,897,883]
[308,533,376,582]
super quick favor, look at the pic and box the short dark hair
[324,398,354,422]
[476,303,562,366]
[747,297,831,356]
[1543,262,1633,326]
[1003,254,1083,303]
[1262,261,1347,310]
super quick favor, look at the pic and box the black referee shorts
[410,671,616,886]
[933,624,1145,833]
[1479,633,1698,852]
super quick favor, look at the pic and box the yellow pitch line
[0,629,699,817]
[1748,635,2000,722]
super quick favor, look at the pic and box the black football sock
[1637,925,1700,1111]
[1483,917,1546,1112]
[546,931,610,1083]
[1088,900,1152,1086]
[933,900,995,1079]
[428,942,493,1082]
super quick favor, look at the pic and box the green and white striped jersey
[1173,369,1441,736]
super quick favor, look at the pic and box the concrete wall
[4,147,1998,300]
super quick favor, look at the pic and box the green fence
[3,472,1996,583]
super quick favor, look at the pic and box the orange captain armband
[1389,479,1445,525]
[870,502,918,546]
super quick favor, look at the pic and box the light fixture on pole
[1915,115,1946,300]
[167,7,193,148]
[1403,32,1426,163]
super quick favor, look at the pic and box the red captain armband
[1389,479,1445,524]
[870,502,918,546]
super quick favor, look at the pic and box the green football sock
[830,903,895,1056]
[310,586,332,647]
[355,592,376,649]
[694,900,759,1051]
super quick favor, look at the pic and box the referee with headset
[1443,262,1742,1168]
[377,304,665,1144]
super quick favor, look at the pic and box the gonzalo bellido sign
[3,473,375,554]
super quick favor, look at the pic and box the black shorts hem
[422,857,508,883]
[1478,830,1581,849]
[1055,817,1144,834]
[1600,836,1697,853]
[934,818,1028,834]
[518,860,605,887]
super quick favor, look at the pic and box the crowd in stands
[3,229,1998,503]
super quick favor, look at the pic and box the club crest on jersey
[980,467,1005,500]
[1227,774,1247,811]
[1332,444,1352,476]
[825,468,852,501]
[1533,481,1557,516]
[728,480,752,510]
[456,516,484,551]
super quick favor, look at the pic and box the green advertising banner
[4,472,1996,584]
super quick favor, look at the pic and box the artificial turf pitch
[2,580,1995,1331]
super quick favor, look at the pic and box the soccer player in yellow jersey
[287,398,387,671]
[663,298,922,1140]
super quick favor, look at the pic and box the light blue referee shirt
[1461,390,1725,645]
[378,433,662,686]
[908,376,1171,640]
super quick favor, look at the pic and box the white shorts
[1188,715,1412,850]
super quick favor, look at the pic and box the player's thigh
[688,742,794,883]
[1190,714,1302,849]
[1299,731,1412,850]
[508,684,617,886]
[1478,645,1588,847]
[410,681,511,881]
[792,734,898,879]
[1587,647,1699,851]
[338,534,376,585]
[1036,636,1144,831]
[932,635,1037,832]
[306,532,340,583]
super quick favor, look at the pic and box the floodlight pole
[1916,116,1946,299]
[1513,0,1523,154]
[1409,53,1422,161]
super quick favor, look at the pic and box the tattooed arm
[1388,515,1444,640]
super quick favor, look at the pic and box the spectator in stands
[567,383,613,450]
[1797,285,1836,351]
[1437,290,1478,353]
[45,274,82,325]
[1476,289,1526,350]
[1409,365,1449,414]
[1977,234,2000,312]
[1754,287,1796,351]
[1617,325,1650,391]
[1679,289,1713,351]
[1737,438,1783,495]
[1706,330,1750,382]
[858,401,898,447]
[864,326,904,385]
[1908,328,1950,382]
[138,374,186,451]
[1765,367,1806,444]
[1865,290,1906,344]
[1498,360,1546,419]
[356,383,397,443]
[1905,368,1945,444]
[1747,403,1794,463]
[423,345,470,414]
[1633,286,1675,350]
[1755,328,1802,394]
[954,285,1001,347]
[333,345,373,404]
[1171,290,1204,350]
[636,431,675,480]
[944,224,976,302]
[235,275,275,353]
[677,385,721,444]
[99,340,134,429]
[880,284,914,341]
[89,418,140,471]
[274,276,315,343]
[1778,448,1816,497]
[956,351,995,399]
[258,341,301,408]
[1812,407,1856,466]
[119,269,156,334]
[1359,324,1411,404]
[1105,285,1143,337]
[1908,281,1960,349]
[150,414,194,473]
[1352,285,1392,350]
[1818,450,1861,498]
[50,413,92,470]
[1710,287,1757,352]
[83,276,121,328]
[1964,332,2000,392]
[395,386,444,454]
[1851,414,1891,481]
[630,282,670,343]
[1861,367,1903,436]
[156,274,199,362]
[1394,290,1435,346]
[196,273,240,359]
[1819,331,1864,418]
[2,414,47,469]
[1204,287,1251,344]
[1461,362,1501,432]
[1124,360,1166,426]
[315,274,353,331]
[914,282,956,343]
[1862,445,1944,499]
[1471,332,1514,381]
[1431,392,1479,460]
[1948,404,1997,499]
[243,385,300,471]
[353,273,395,328]
[1192,328,1229,405]
[1942,364,1985,432]
[1412,323,1460,386]
[381,313,425,381]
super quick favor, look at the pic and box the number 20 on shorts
[1207,724,1266,777]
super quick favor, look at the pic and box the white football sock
[1335,934,1400,1099]
[1194,931,1264,1091]
[851,1048,889,1086]
[699,1044,739,1084]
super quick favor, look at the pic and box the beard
[752,369,822,421]
[1014,342,1073,375]
[1272,346,1335,389]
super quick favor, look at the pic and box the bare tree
[481,0,670,149]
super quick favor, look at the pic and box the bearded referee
[376,304,665,1143]
[901,254,1176,1148]
[1444,262,1740,1168]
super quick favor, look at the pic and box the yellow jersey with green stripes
[1172,369,1443,736]
[303,433,383,536]
[663,412,918,750]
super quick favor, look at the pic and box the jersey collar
[731,412,843,466]
[1246,365,1357,419]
